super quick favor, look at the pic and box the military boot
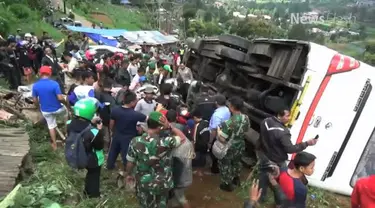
[232,177,241,186]
[220,183,235,192]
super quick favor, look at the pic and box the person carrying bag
[212,114,245,160]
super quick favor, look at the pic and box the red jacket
[351,175,375,208]
[159,109,190,125]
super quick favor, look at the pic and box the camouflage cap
[148,62,156,69]
[143,54,150,60]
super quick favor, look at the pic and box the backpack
[115,88,127,105]
[65,125,92,169]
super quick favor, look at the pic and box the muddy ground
[91,12,113,25]
[184,170,351,208]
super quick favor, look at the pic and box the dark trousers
[106,137,131,169]
[210,144,219,174]
[1,65,20,90]
[84,166,101,198]
[179,83,190,103]
[258,151,287,204]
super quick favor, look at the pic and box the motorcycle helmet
[73,98,99,121]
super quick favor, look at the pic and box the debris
[0,109,15,121]
[0,89,36,122]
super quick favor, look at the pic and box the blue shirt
[209,106,231,130]
[32,78,63,113]
[110,106,147,139]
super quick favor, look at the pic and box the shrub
[8,3,31,19]
[0,16,11,36]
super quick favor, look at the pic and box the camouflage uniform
[218,114,249,185]
[126,134,183,208]
[145,72,156,85]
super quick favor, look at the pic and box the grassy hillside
[74,2,151,30]
[0,4,64,40]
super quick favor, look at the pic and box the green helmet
[73,98,98,120]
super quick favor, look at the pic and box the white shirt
[176,56,181,66]
[127,63,138,78]
[158,74,164,85]
[129,74,140,91]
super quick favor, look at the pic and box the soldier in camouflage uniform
[125,111,187,208]
[217,96,250,192]
[145,62,157,85]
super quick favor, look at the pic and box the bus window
[350,128,375,187]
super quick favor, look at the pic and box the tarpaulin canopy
[85,33,118,47]
[65,25,127,37]
[121,31,179,45]
[64,26,179,46]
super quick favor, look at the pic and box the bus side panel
[326,67,375,194]
[289,46,335,146]
[308,66,375,195]
[300,72,368,181]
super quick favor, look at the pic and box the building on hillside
[214,1,224,8]
[247,14,257,18]
[356,0,375,6]
[233,12,246,19]
[263,15,271,20]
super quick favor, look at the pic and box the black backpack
[65,125,92,169]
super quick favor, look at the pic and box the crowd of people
[6,30,374,208]
[0,30,64,89]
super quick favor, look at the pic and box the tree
[203,11,213,22]
[359,24,367,39]
[230,18,286,39]
[186,20,205,36]
[365,41,375,54]
[204,21,222,36]
[358,7,367,22]
[182,3,198,33]
[363,52,375,66]
[288,24,308,40]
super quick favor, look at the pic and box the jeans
[258,151,287,205]
[106,136,131,169]
[84,166,101,198]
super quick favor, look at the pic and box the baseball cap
[149,111,164,123]
[163,65,172,72]
[39,66,52,75]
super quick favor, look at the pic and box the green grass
[9,125,136,208]
[75,2,151,30]
[326,42,363,58]
[14,21,64,40]
[3,123,351,208]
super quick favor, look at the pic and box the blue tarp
[121,0,130,3]
[65,26,179,46]
[121,31,178,45]
[85,33,118,47]
[65,25,127,37]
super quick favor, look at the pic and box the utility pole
[157,0,162,31]
[63,0,66,14]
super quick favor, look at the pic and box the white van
[288,42,374,196]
